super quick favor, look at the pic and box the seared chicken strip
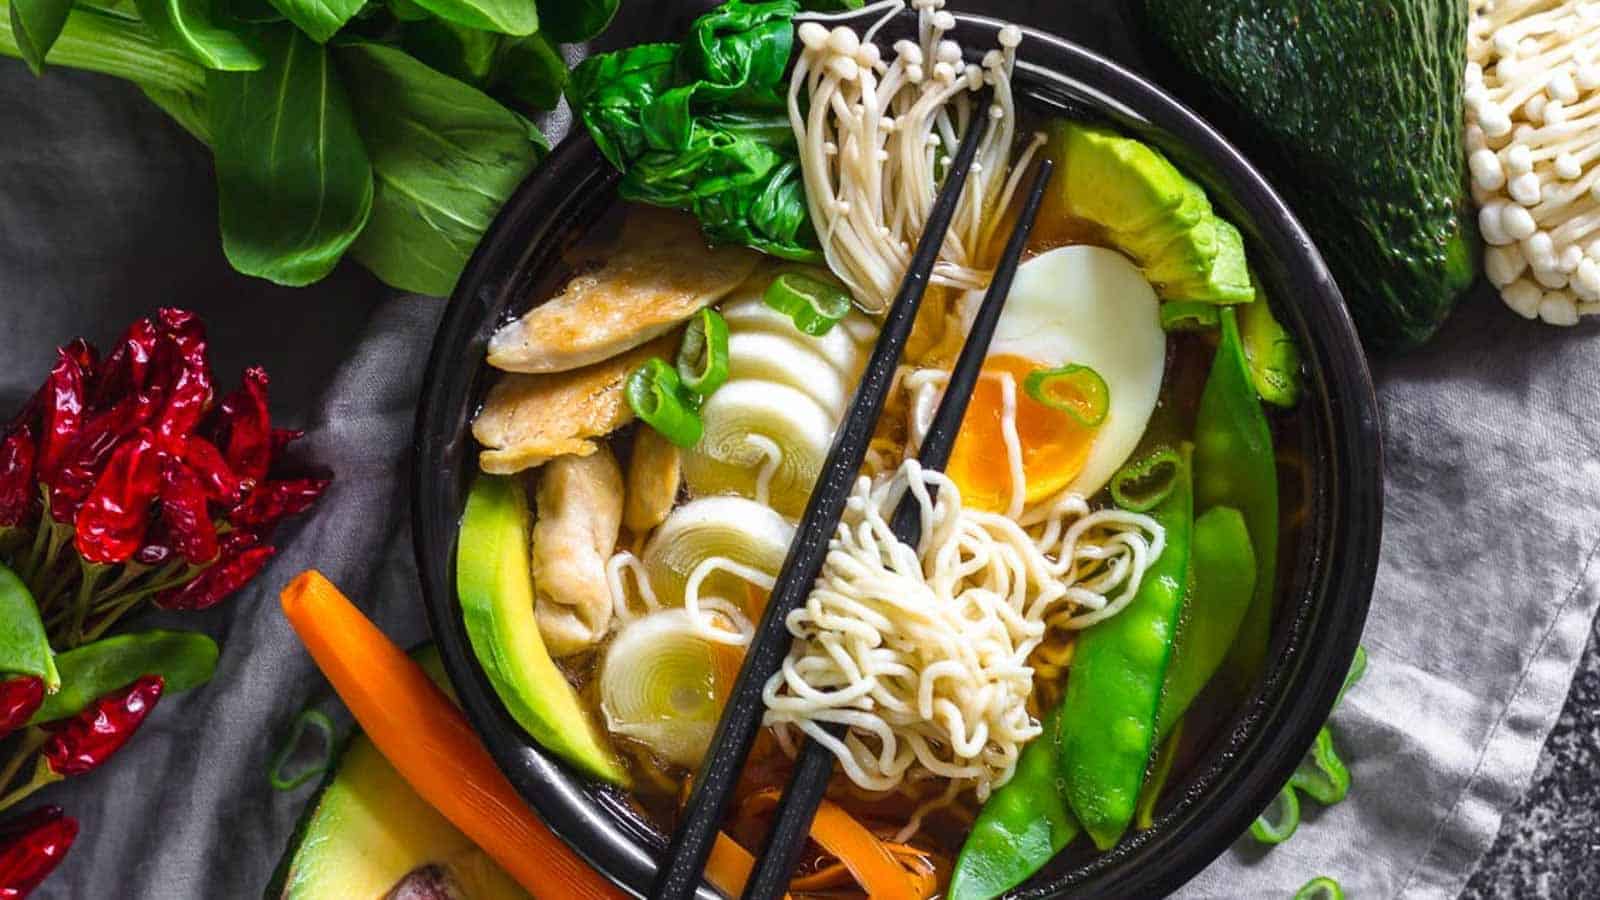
[486,208,759,374]
[473,335,675,474]
[531,448,624,657]
[624,426,682,533]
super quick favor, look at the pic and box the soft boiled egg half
[944,245,1166,512]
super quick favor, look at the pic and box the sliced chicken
[473,335,675,474]
[624,426,682,533]
[531,448,624,657]
[486,207,759,374]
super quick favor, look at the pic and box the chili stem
[90,561,189,614]
[18,514,52,585]
[0,729,46,794]
[0,758,61,814]
[65,562,106,649]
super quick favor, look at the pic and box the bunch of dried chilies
[0,309,328,894]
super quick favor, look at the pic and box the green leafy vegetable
[0,563,57,689]
[1,2,207,95]
[140,82,211,143]
[8,0,72,73]
[400,16,499,83]
[209,24,374,286]
[534,0,615,42]
[134,0,264,70]
[492,31,565,110]
[410,0,536,38]
[264,0,363,43]
[569,0,819,261]
[338,41,545,296]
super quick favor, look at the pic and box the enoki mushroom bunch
[788,0,1045,313]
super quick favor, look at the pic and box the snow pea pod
[948,707,1080,900]
[1055,444,1193,850]
[0,562,57,690]
[1154,505,1256,742]
[28,629,217,725]
[1193,307,1278,684]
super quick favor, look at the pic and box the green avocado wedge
[267,647,529,900]
[457,473,627,785]
[1047,121,1254,305]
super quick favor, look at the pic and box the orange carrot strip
[280,570,625,900]
[743,789,925,900]
[706,832,759,897]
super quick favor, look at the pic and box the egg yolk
[944,354,1098,513]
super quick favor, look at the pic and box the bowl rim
[412,10,1383,899]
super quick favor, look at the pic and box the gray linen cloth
[3,2,1598,897]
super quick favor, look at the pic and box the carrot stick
[280,570,625,900]
[706,833,759,897]
[743,789,925,899]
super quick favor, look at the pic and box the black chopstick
[740,158,1056,900]
[652,95,992,900]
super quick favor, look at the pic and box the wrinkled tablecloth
[2,2,1598,897]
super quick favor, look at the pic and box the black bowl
[413,9,1383,898]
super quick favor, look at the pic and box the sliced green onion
[627,358,703,448]
[1110,446,1181,512]
[1291,726,1351,805]
[1160,300,1221,332]
[268,708,335,792]
[1337,645,1368,706]
[1249,783,1301,845]
[1023,364,1109,427]
[764,271,851,336]
[677,308,730,396]
[1293,877,1345,900]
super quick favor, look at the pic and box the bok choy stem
[0,1,206,98]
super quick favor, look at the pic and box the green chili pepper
[1111,446,1181,512]
[0,563,57,690]
[676,308,730,397]
[1135,717,1185,830]
[1238,286,1303,408]
[1159,300,1221,332]
[1055,444,1193,850]
[1023,364,1109,427]
[1294,876,1345,900]
[268,708,337,791]
[29,630,218,725]
[1250,783,1301,844]
[625,358,703,448]
[1154,506,1257,742]
[1194,307,1278,685]
[764,271,851,335]
[948,708,1080,900]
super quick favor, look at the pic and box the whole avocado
[1140,0,1478,352]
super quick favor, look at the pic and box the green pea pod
[1237,283,1303,408]
[1056,444,1193,850]
[1249,783,1300,844]
[1154,506,1256,742]
[1290,726,1351,805]
[29,629,218,725]
[0,563,57,690]
[1194,307,1278,685]
[1135,717,1184,831]
[948,708,1080,900]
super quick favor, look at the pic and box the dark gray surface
[0,0,1595,896]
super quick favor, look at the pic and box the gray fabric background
[2,2,1598,897]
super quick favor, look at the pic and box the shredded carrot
[706,832,762,897]
[743,789,927,900]
[790,843,943,894]
[280,570,625,900]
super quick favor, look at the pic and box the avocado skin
[1141,0,1479,352]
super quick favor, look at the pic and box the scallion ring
[268,708,336,792]
[1293,877,1345,900]
[1110,446,1181,512]
[627,358,703,448]
[677,308,730,397]
[1249,783,1301,845]
[1022,364,1109,427]
[1159,300,1222,332]
[1290,726,1351,805]
[764,271,851,336]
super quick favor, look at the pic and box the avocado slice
[1048,121,1254,304]
[456,474,627,785]
[268,648,529,900]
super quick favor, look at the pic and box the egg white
[965,244,1167,500]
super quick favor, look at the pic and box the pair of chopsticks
[653,102,1057,900]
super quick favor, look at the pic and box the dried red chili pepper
[170,435,248,504]
[72,429,163,565]
[269,428,303,460]
[45,391,160,525]
[154,535,275,611]
[211,367,272,482]
[0,428,36,528]
[0,806,78,899]
[229,478,330,533]
[157,457,217,565]
[89,317,158,411]
[34,349,89,479]
[0,678,43,740]
[42,676,164,777]
[148,311,211,447]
